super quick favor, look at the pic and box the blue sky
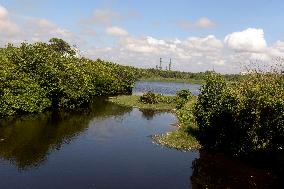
[1,0,284,73]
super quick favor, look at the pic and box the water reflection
[139,109,169,120]
[0,99,132,170]
[0,97,281,188]
[191,151,282,188]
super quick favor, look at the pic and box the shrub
[176,89,193,109]
[194,72,284,157]
[139,92,158,104]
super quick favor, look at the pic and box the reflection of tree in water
[139,109,169,120]
[0,99,131,171]
[140,109,156,120]
[191,151,282,189]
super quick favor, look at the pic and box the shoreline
[108,95,201,151]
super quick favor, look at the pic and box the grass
[151,129,201,151]
[108,95,177,111]
[152,97,201,151]
[140,77,204,85]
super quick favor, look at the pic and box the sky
[1,0,284,73]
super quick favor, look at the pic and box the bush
[139,92,158,104]
[176,89,193,109]
[194,72,284,157]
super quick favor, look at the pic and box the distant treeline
[137,68,242,82]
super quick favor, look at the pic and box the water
[133,81,200,96]
[0,82,281,188]
[0,99,198,189]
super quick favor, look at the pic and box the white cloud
[0,5,20,36]
[224,28,267,52]
[106,26,128,37]
[0,5,8,18]
[177,17,216,30]
[0,6,282,74]
[87,9,121,26]
[85,28,284,73]
[0,6,83,47]
[196,17,216,28]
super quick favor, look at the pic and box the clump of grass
[152,129,201,151]
[152,97,201,151]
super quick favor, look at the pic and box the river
[0,81,281,188]
[133,81,200,96]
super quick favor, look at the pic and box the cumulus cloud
[85,28,284,73]
[85,34,235,72]
[0,5,282,74]
[0,5,83,47]
[0,5,20,36]
[224,28,267,52]
[177,17,216,30]
[106,26,128,37]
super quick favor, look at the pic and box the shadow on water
[0,98,132,171]
[139,109,171,120]
[191,151,283,189]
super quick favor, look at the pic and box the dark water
[0,100,199,189]
[133,81,200,96]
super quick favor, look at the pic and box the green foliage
[194,72,284,156]
[152,97,201,151]
[48,38,76,56]
[176,89,193,109]
[139,91,158,104]
[0,40,137,116]
[139,91,178,105]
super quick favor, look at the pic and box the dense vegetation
[139,91,176,105]
[153,71,283,160]
[194,72,284,157]
[0,39,138,116]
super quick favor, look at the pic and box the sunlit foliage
[0,40,138,116]
[194,72,284,156]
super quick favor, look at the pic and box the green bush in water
[194,72,284,157]
[139,92,158,104]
